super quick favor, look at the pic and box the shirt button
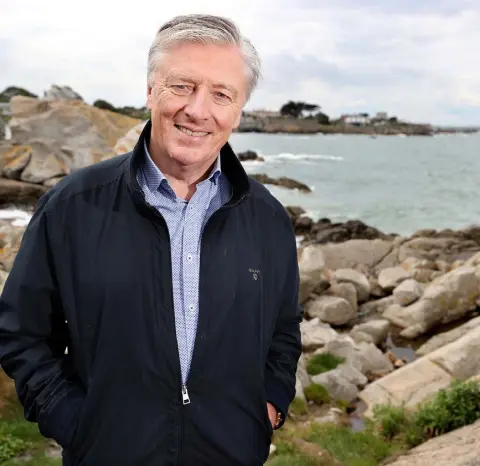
[188,304,195,312]
[186,254,193,262]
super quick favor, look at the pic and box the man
[0,14,302,466]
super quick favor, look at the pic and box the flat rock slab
[386,419,480,466]
[359,325,480,416]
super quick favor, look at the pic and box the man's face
[146,42,247,168]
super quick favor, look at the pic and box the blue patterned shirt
[137,141,231,384]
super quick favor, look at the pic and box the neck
[148,138,217,201]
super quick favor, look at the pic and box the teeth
[176,125,208,137]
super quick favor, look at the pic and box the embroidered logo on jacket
[249,268,260,280]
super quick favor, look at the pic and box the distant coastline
[236,114,480,136]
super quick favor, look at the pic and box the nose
[184,87,210,121]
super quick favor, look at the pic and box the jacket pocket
[37,385,86,451]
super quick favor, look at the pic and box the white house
[341,113,371,126]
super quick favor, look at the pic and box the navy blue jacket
[0,121,302,465]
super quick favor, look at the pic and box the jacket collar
[126,120,250,206]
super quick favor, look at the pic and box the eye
[214,91,232,103]
[171,84,191,94]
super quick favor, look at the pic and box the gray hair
[147,14,261,101]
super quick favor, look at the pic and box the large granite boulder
[0,97,140,204]
[359,325,480,415]
[44,85,83,101]
[299,240,394,274]
[416,316,480,356]
[383,265,480,338]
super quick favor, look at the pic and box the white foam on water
[0,209,32,227]
[268,153,344,162]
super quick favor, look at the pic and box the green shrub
[0,432,29,462]
[306,353,345,376]
[371,404,411,440]
[289,397,308,416]
[413,379,480,438]
[304,384,330,405]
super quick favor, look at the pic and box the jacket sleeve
[265,211,302,429]
[0,194,85,449]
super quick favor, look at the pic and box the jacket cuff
[37,386,86,449]
[265,375,290,429]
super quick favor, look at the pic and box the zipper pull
[182,384,191,405]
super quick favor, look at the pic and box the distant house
[375,112,388,120]
[341,113,371,126]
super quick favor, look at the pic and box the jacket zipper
[132,176,248,463]
[181,384,190,404]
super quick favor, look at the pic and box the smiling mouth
[175,124,210,137]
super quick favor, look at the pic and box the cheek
[214,109,241,133]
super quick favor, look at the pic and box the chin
[168,146,212,166]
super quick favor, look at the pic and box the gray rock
[378,267,411,291]
[325,282,358,312]
[44,84,83,101]
[350,319,390,345]
[358,296,395,317]
[311,366,362,403]
[300,318,339,351]
[332,268,371,302]
[393,279,423,306]
[304,295,356,326]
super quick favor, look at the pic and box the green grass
[268,454,324,466]
[304,383,330,405]
[1,456,62,466]
[306,354,345,376]
[305,423,397,466]
[0,383,62,465]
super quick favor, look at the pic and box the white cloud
[1,0,479,125]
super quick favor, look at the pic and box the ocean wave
[269,153,344,162]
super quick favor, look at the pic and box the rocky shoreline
[1,92,480,464]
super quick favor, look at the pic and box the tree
[280,101,321,119]
[93,99,116,112]
[315,111,330,125]
[303,103,320,118]
[280,101,303,118]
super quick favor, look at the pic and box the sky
[1,0,479,126]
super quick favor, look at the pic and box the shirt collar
[142,139,222,192]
